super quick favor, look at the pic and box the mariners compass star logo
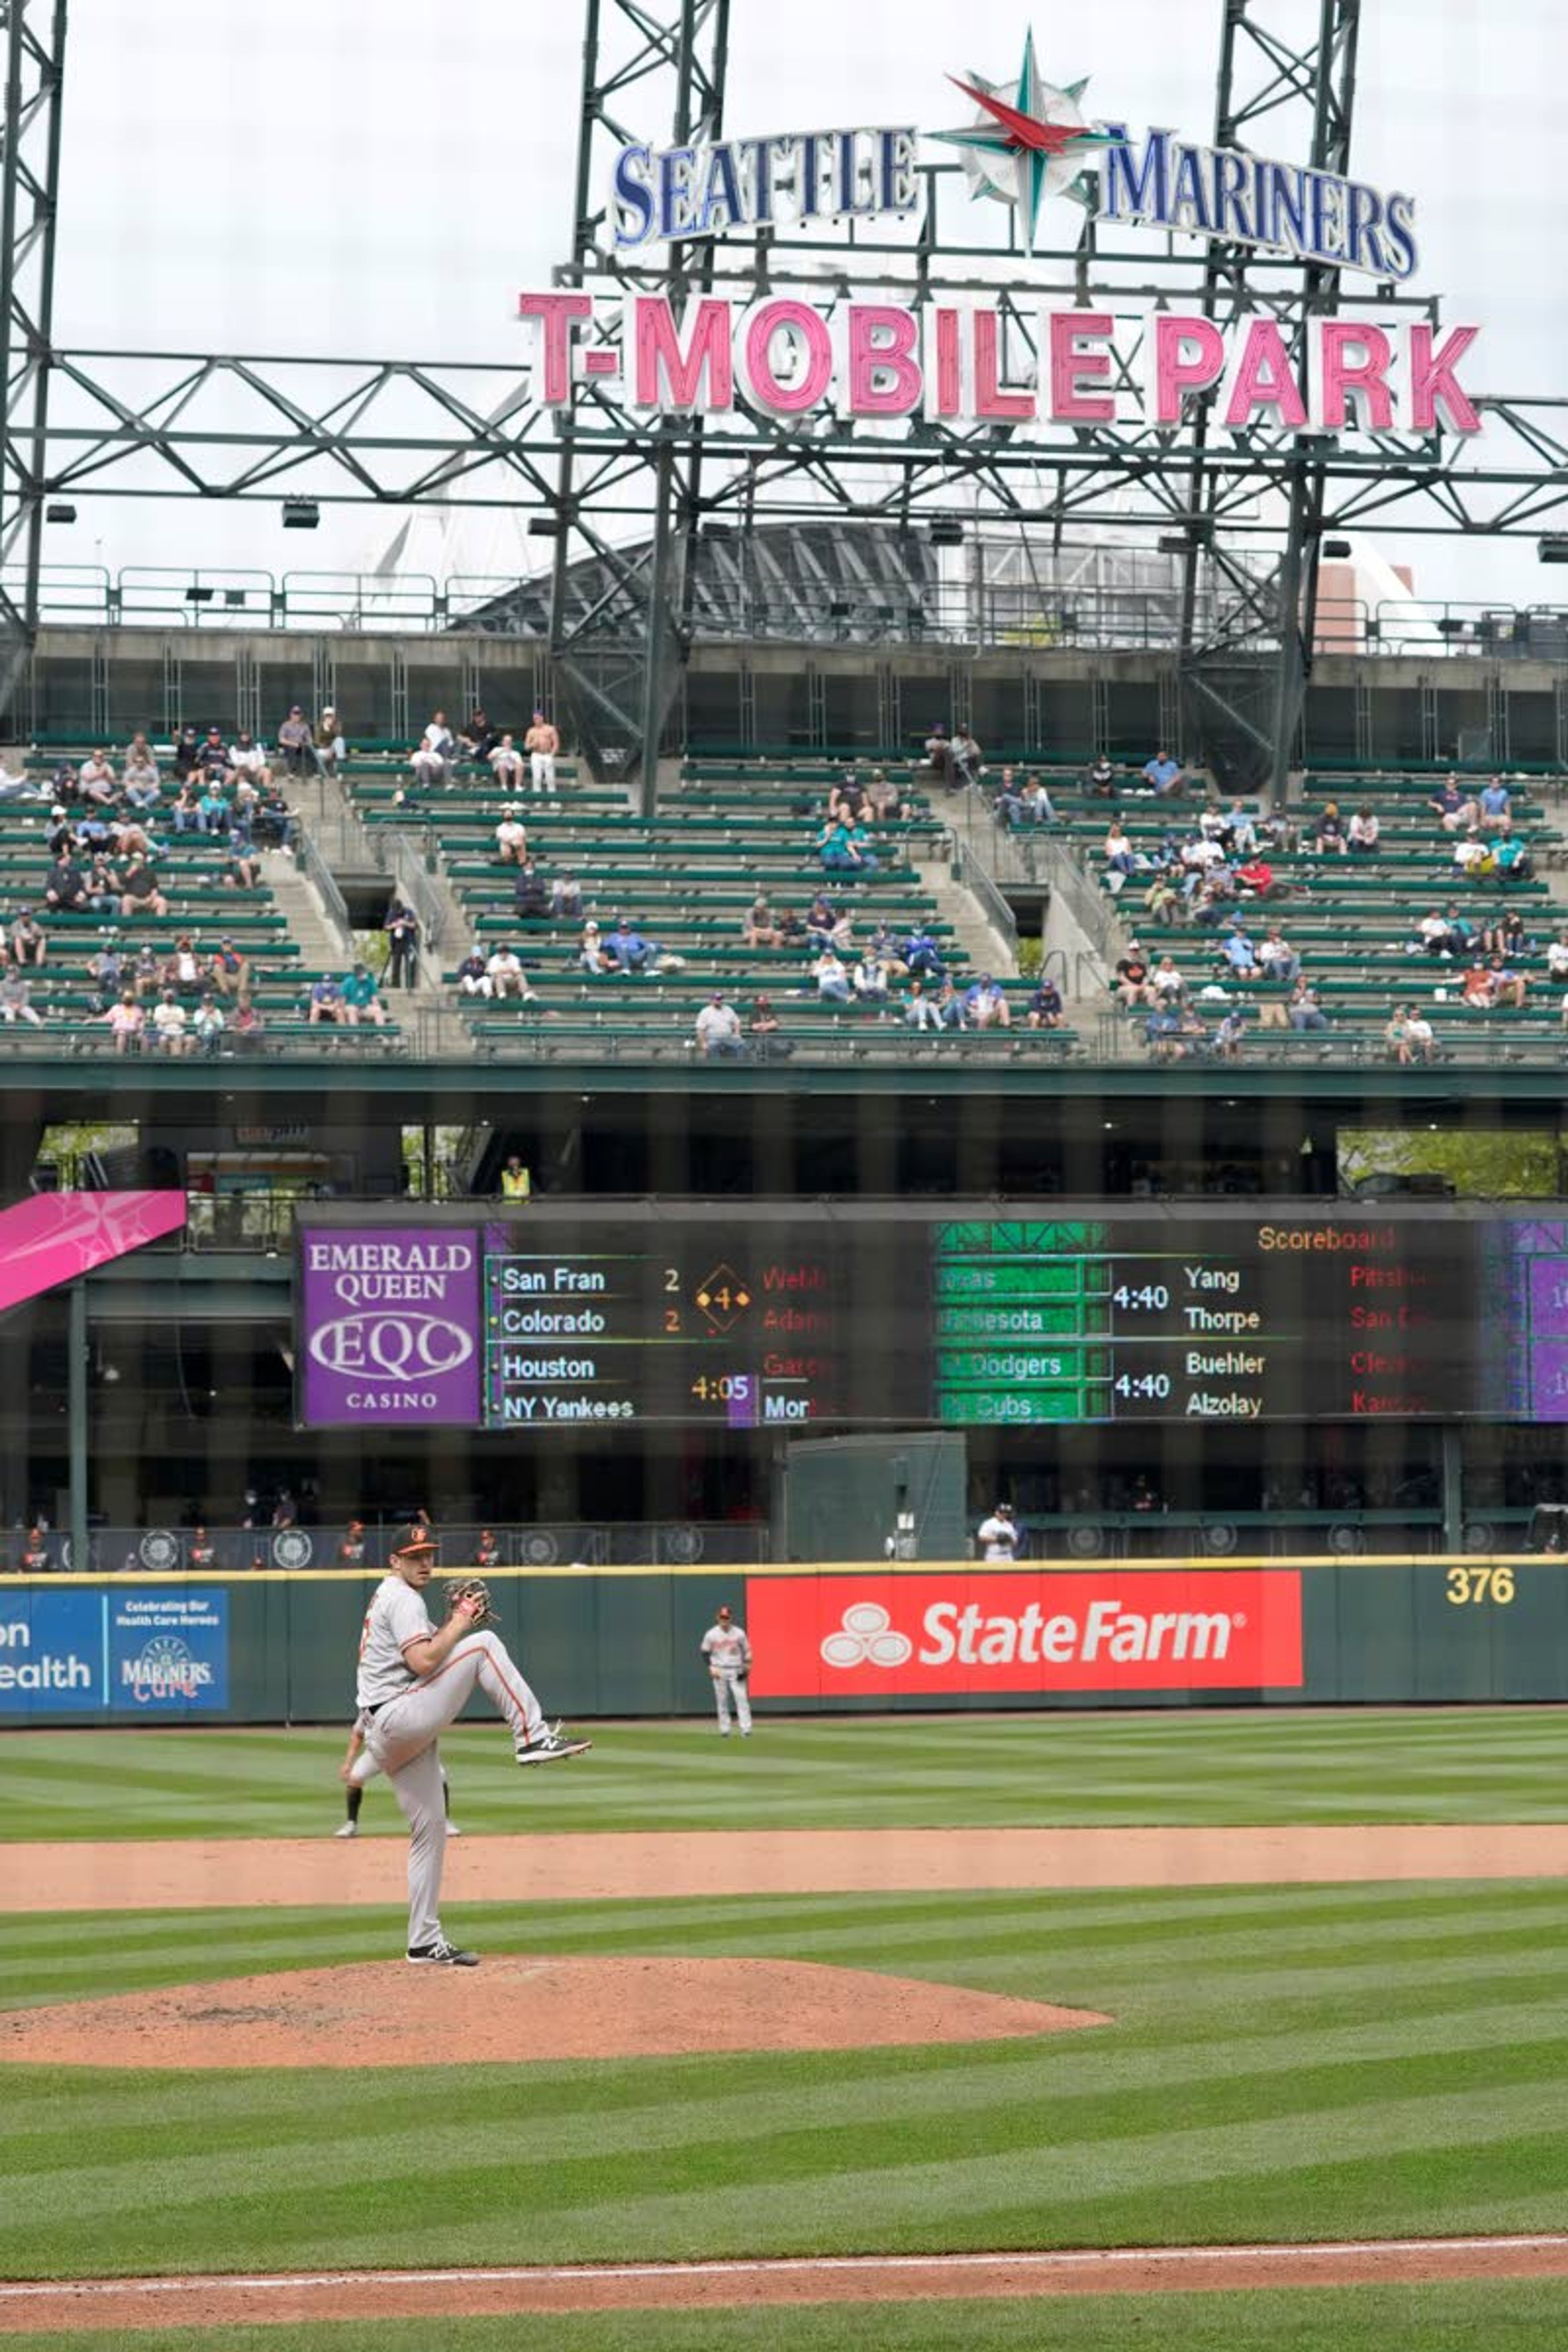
[931,27,1113,253]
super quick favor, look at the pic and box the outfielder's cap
[393,1530,439,1556]
[996,1501,1014,1515]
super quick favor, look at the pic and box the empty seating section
[343,753,1084,1060]
[0,751,401,1055]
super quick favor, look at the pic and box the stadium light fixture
[929,520,965,547]
[528,517,563,537]
[44,502,75,523]
[281,499,319,529]
[1322,538,1352,558]
[184,587,214,604]
[1538,536,1568,564]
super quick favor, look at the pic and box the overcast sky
[45,0,1568,610]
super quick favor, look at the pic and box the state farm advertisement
[746,1570,1303,1699]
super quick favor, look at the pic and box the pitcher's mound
[0,1956,1109,2069]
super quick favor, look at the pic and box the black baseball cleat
[517,1722,593,1765]
[406,1939,480,1967]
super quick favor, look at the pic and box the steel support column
[0,0,67,723]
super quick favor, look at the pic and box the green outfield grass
[1,1706,1564,1841]
[5,2284,1568,2352]
[2,1876,1567,2279]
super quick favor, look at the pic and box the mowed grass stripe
[4,1709,1567,1837]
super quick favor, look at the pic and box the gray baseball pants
[351,1632,547,1950]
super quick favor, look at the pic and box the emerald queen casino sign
[519,28,1479,440]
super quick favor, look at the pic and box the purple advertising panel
[300,1227,481,1426]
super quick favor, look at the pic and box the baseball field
[1,1706,1565,2348]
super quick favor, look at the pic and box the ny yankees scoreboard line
[297,1211,1568,1430]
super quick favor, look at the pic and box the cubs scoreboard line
[295,1212,1568,1428]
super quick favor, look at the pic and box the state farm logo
[820,1601,913,1670]
[750,1570,1302,1697]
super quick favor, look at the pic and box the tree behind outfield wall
[1337,1128,1564,1200]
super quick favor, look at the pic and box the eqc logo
[747,1570,1303,1697]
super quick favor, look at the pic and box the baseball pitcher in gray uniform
[347,1527,590,1965]
[699,1602,753,1736]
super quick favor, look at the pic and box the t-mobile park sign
[300,1228,480,1427]
[519,289,1478,439]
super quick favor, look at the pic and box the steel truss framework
[0,0,1566,791]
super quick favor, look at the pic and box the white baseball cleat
[446,1822,463,1837]
[517,1722,593,1765]
[333,1820,358,1838]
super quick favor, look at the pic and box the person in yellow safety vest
[499,1155,531,1201]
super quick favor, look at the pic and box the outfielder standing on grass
[700,1601,753,1737]
[345,1526,591,1966]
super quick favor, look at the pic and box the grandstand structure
[0,1,1566,1580]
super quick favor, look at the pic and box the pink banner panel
[0,1190,187,1315]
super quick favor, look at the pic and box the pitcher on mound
[346,1526,590,1966]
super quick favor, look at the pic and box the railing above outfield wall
[7,1521,771,1577]
[6,566,1568,659]
[1,1556,1564,1724]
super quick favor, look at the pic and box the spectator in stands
[78,746,116,803]
[1221,802,1257,857]
[1493,823,1532,882]
[933,978,967,1030]
[923,724,953,788]
[224,824,261,890]
[747,996,791,1058]
[227,730,274,791]
[1454,833,1494,880]
[1477,776,1512,832]
[457,945,492,998]
[277,708,315,775]
[1489,953,1528,1010]
[1256,924,1300,984]
[130,943,160,998]
[118,856,168,919]
[1236,850,1276,897]
[513,857,548,918]
[308,974,345,1025]
[460,710,500,766]
[0,969,40,1027]
[1140,862,1182,927]
[1144,1002,1184,1059]
[903,925,944,984]
[1430,776,1477,834]
[192,993,225,1056]
[197,773,230,834]
[1026,975,1063,1029]
[410,711,456,789]
[340,961,390,1026]
[1486,909,1531,962]
[813,947,852,1004]
[1413,906,1451,956]
[164,936,202,996]
[1150,953,1185,1001]
[102,989,144,1053]
[991,767,1022,828]
[1287,978,1328,1031]
[1018,775,1056,826]
[864,768,910,824]
[87,942,122,1011]
[744,894,781,949]
[44,847,84,913]
[805,894,838,951]
[577,919,608,975]
[1142,748,1183,796]
[484,946,535,1002]
[151,987,189,1057]
[1546,930,1568,984]
[1313,801,1347,855]
[1214,1006,1245,1060]
[494,805,528,864]
[1221,922,1257,979]
[605,916,653,975]
[490,739,526,796]
[122,735,161,799]
[852,947,891,1006]
[695,991,744,1058]
[1086,753,1118,797]
[905,979,942,1032]
[951,727,983,792]
[499,1156,531,1201]
[524,710,560,795]
[208,938,250,998]
[1347,805,1380,855]
[1102,817,1136,879]
[1114,944,1153,1006]
[964,973,1011,1030]
[314,708,345,777]
[172,724,201,782]
[1388,1004,1436,1065]
[817,814,878,874]
[171,779,202,833]
[550,870,583,920]
[384,900,419,987]
[230,994,265,1048]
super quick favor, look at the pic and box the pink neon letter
[1223,320,1309,430]
[518,292,593,405]
[633,296,734,411]
[1317,321,1395,431]
[973,311,1033,422]
[932,310,962,418]
[1153,316,1226,423]
[846,305,922,416]
[742,300,835,414]
[1408,324,1481,434]
[1048,311,1115,422]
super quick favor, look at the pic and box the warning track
[1,2236,1566,2332]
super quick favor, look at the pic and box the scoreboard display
[298,1209,1568,1429]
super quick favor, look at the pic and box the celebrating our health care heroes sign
[521,28,1477,442]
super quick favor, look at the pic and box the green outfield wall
[0,1557,1563,1725]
